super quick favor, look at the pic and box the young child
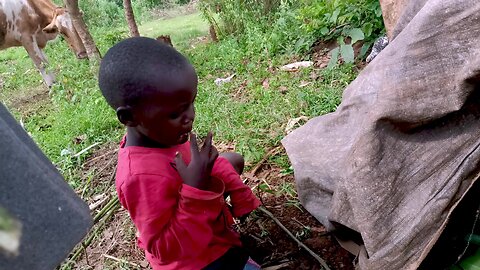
[98,37,261,270]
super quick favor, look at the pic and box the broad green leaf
[320,27,329,35]
[346,28,364,44]
[359,42,372,59]
[327,47,340,69]
[340,44,355,63]
[362,23,373,39]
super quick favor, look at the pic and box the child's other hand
[175,132,219,190]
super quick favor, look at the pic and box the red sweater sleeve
[212,157,261,217]
[118,175,225,264]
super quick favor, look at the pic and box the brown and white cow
[0,0,86,87]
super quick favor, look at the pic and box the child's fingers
[189,133,199,155]
[174,151,187,172]
[209,146,219,164]
[202,131,213,155]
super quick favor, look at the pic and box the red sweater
[115,139,261,270]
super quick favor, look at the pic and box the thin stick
[94,157,117,179]
[89,195,109,211]
[83,148,118,167]
[66,203,120,266]
[108,165,117,183]
[93,196,119,223]
[73,142,101,158]
[263,262,292,270]
[258,206,331,270]
[250,146,282,175]
[103,254,140,268]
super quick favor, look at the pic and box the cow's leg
[22,37,55,89]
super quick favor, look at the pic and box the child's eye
[169,112,180,119]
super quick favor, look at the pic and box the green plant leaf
[340,44,355,63]
[346,28,364,44]
[362,23,373,38]
[331,9,340,23]
[359,42,372,59]
[327,47,340,69]
[375,5,383,17]
[320,27,329,35]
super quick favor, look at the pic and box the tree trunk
[64,0,101,62]
[123,0,140,37]
[209,25,218,42]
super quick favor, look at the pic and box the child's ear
[116,106,138,127]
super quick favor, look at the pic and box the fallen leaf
[140,260,150,268]
[214,73,236,86]
[73,134,87,144]
[299,81,312,88]
[279,86,288,94]
[311,226,328,233]
[102,228,114,241]
[89,194,109,211]
[280,61,313,72]
[92,193,107,201]
[262,78,270,89]
[285,116,309,134]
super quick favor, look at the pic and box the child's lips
[178,132,190,142]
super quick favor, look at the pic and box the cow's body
[0,0,86,87]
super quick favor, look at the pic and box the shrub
[199,0,385,61]
[78,0,151,28]
[299,0,384,43]
[199,0,309,56]
[299,0,385,63]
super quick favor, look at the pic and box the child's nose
[183,106,195,124]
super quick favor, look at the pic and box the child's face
[132,68,198,147]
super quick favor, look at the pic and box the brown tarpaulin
[282,0,480,269]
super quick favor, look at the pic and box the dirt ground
[67,142,355,270]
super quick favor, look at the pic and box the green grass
[0,9,357,183]
[0,8,360,269]
[139,12,210,46]
[187,39,357,162]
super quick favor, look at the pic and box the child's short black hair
[99,36,192,109]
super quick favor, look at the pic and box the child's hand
[175,132,219,190]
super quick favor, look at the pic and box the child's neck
[125,127,170,148]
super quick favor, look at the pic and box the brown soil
[241,166,354,270]
[69,143,355,270]
[3,85,50,118]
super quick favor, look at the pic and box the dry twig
[263,262,293,270]
[251,146,282,175]
[73,142,101,158]
[103,254,140,268]
[82,148,118,167]
[258,206,331,270]
[93,156,117,179]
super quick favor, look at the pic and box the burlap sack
[282,1,480,269]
